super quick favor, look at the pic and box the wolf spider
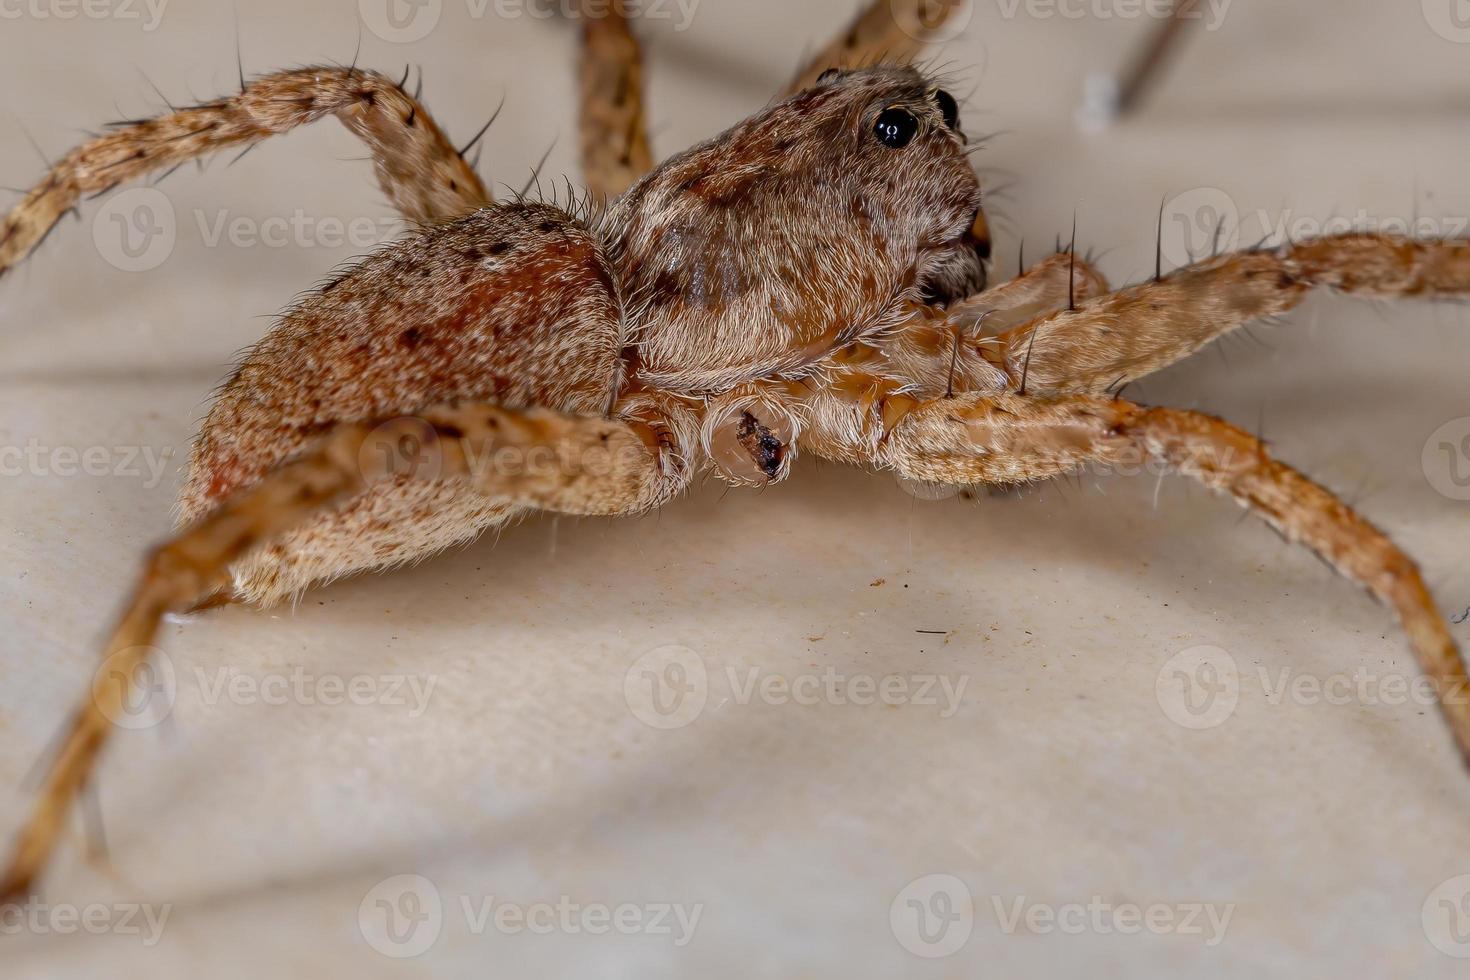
[3,0,1470,898]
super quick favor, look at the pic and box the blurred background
[2,1,1470,976]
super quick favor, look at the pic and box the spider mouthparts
[738,412,786,480]
[709,406,796,486]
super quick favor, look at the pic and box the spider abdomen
[179,202,627,604]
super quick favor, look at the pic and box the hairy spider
[4,0,1470,899]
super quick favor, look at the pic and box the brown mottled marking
[180,203,628,605]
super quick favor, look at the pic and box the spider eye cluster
[873,107,919,149]
[872,90,963,149]
[935,89,961,131]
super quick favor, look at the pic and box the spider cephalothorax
[605,65,987,394]
[3,0,1469,902]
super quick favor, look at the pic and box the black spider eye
[874,107,919,149]
[935,89,960,131]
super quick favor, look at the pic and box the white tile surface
[3,1,1470,976]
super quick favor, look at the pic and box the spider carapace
[3,0,1469,899]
